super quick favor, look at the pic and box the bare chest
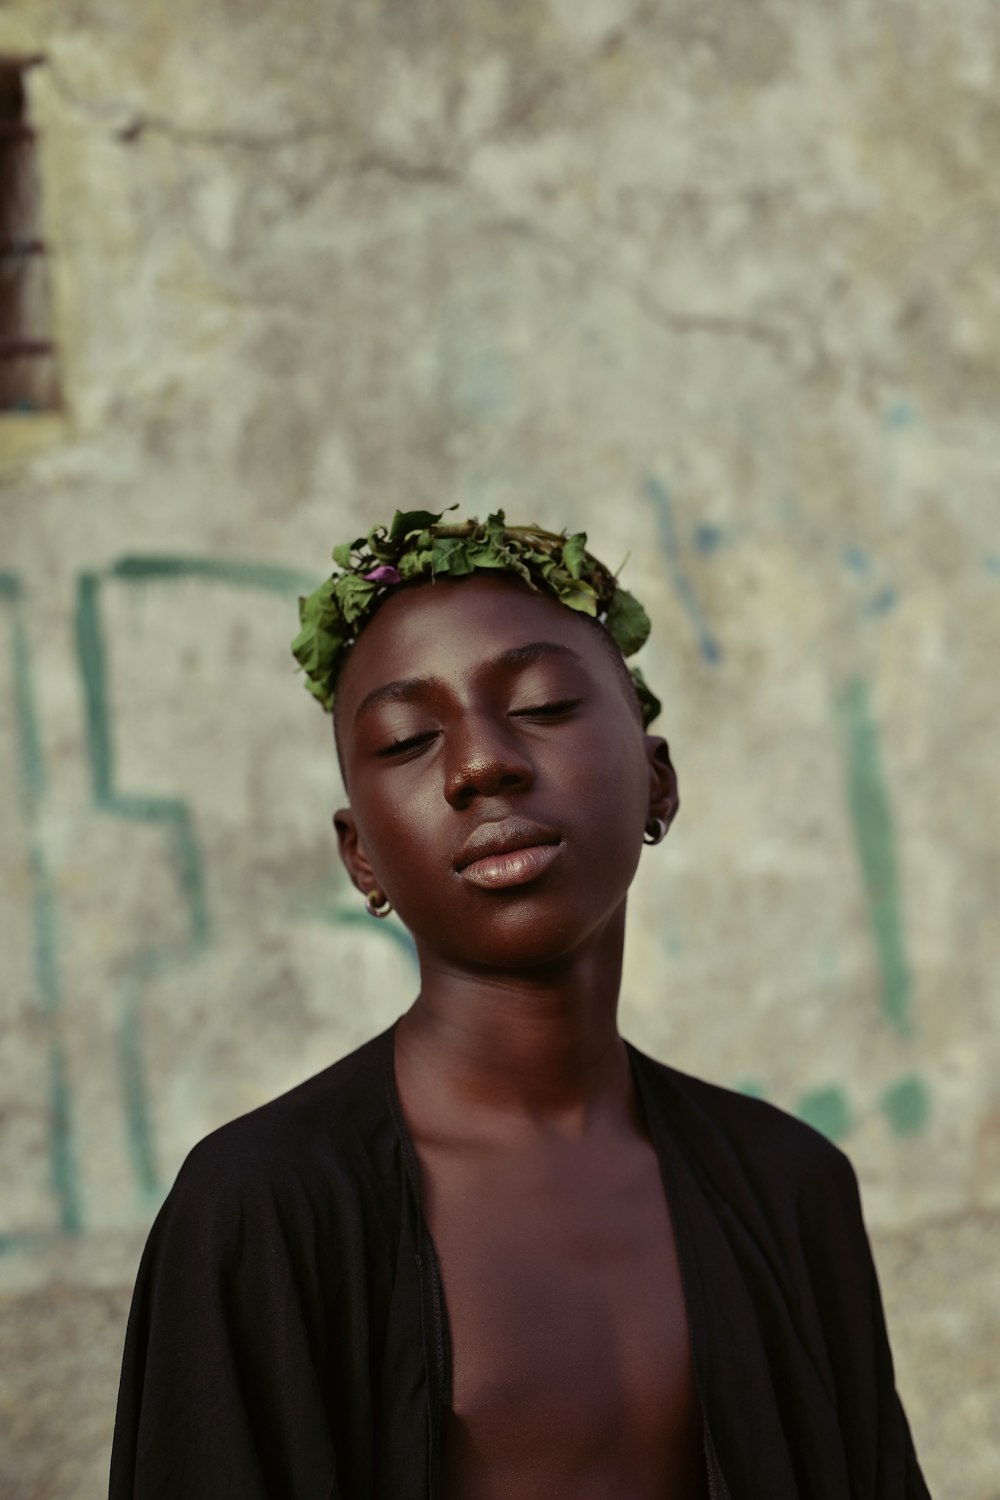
[417,1137,708,1500]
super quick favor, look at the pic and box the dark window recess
[0,57,59,413]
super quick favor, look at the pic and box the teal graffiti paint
[75,570,218,1198]
[11,604,46,809]
[75,572,116,802]
[796,1084,852,1141]
[13,606,62,1022]
[119,968,160,1199]
[327,905,419,966]
[734,1080,767,1100]
[74,556,407,1202]
[2,575,84,1236]
[111,555,316,594]
[834,677,913,1037]
[880,1073,931,1136]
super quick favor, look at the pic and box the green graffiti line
[76,573,218,1199]
[110,555,316,593]
[795,1084,853,1142]
[734,1080,767,1101]
[880,1073,931,1136]
[325,903,419,966]
[834,676,913,1037]
[75,555,413,1205]
[730,1075,931,1143]
[74,561,319,1202]
[1,571,83,1239]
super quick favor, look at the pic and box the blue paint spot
[693,523,725,554]
[644,476,722,664]
[985,554,1000,577]
[885,399,918,430]
[862,584,899,617]
[842,545,873,578]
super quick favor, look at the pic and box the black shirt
[109,1020,931,1498]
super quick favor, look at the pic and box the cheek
[355,781,446,891]
[554,723,649,821]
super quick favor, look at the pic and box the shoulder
[165,1025,394,1227]
[628,1042,859,1209]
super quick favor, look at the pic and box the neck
[395,902,634,1140]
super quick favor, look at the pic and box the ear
[333,807,384,902]
[643,735,679,831]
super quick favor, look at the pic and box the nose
[443,712,534,809]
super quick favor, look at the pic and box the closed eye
[510,699,582,718]
[375,730,439,757]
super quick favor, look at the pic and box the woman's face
[334,574,676,972]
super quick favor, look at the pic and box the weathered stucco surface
[1,1,997,1494]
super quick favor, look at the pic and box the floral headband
[291,508,661,726]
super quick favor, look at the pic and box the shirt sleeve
[109,1137,343,1500]
[800,1145,932,1500]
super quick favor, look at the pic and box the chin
[439,896,626,973]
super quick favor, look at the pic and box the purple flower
[364,565,402,585]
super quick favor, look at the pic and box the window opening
[0,57,59,413]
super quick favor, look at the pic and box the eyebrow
[353,640,584,726]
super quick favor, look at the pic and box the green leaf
[291,612,344,676]
[604,586,650,656]
[389,508,447,542]
[294,509,660,721]
[562,532,588,580]
[469,540,513,570]
[397,546,434,579]
[366,529,397,562]
[334,574,378,624]
[432,537,475,575]
[296,578,339,631]
[304,671,337,711]
[553,577,599,614]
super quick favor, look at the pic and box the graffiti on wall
[1,504,941,1252]
[643,475,932,1144]
[1,557,415,1253]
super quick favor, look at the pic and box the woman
[110,511,930,1499]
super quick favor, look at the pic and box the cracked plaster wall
[0,1,998,1495]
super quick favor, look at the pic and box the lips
[453,815,563,890]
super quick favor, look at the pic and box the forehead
[337,573,609,711]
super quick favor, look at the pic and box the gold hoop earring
[643,818,668,846]
[365,889,393,919]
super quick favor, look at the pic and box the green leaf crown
[291,507,661,727]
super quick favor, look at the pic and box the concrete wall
[1,1,997,1494]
